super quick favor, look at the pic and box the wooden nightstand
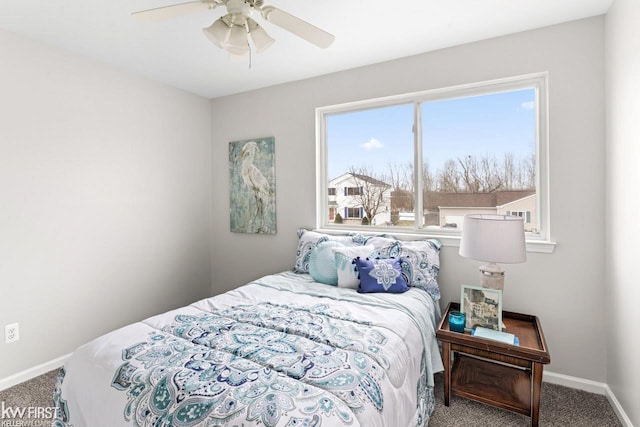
[436,302,551,427]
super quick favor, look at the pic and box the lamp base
[479,263,505,290]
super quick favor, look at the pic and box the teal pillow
[308,241,344,285]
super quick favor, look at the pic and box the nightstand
[436,302,551,427]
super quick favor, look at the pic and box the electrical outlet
[5,323,19,344]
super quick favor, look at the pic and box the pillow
[367,236,442,301]
[333,245,376,289]
[308,241,345,285]
[363,235,398,249]
[353,257,409,294]
[294,229,364,273]
[399,239,441,294]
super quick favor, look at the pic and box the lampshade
[226,24,250,55]
[229,51,249,62]
[247,18,275,53]
[459,214,526,264]
[202,17,231,48]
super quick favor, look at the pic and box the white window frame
[315,73,555,253]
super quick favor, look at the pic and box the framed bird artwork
[229,137,276,234]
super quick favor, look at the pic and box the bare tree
[433,153,534,193]
[387,161,415,214]
[455,155,502,192]
[502,153,515,190]
[523,153,536,189]
[437,159,462,192]
[387,161,413,191]
[478,155,503,192]
[458,155,480,192]
[500,152,536,190]
[422,159,436,192]
[386,159,434,193]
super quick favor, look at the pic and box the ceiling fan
[132,0,335,59]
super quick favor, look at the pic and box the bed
[53,231,444,427]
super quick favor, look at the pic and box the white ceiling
[0,0,612,99]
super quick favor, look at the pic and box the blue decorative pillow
[353,257,410,294]
[309,241,345,285]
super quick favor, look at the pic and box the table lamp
[459,214,526,291]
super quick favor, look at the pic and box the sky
[326,88,536,181]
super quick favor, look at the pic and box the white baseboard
[543,370,608,394]
[0,354,70,392]
[603,383,636,427]
[544,370,635,427]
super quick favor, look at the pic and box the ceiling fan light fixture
[226,23,250,55]
[226,0,251,16]
[202,16,231,48]
[247,18,274,53]
[135,0,336,60]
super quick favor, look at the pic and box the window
[345,187,363,196]
[328,188,336,196]
[345,207,362,219]
[316,74,550,245]
[508,211,532,224]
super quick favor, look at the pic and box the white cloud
[360,138,383,151]
[521,101,535,110]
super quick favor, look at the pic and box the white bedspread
[53,271,443,427]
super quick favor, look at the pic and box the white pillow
[333,245,376,289]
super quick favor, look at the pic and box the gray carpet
[429,372,622,426]
[0,369,622,426]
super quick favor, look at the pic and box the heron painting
[229,137,276,234]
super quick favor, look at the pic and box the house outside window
[316,73,550,245]
[330,173,391,225]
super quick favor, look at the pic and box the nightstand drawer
[451,343,532,369]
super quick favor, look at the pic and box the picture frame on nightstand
[460,285,502,331]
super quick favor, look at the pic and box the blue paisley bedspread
[53,271,443,427]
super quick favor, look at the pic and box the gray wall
[0,29,212,379]
[211,17,607,382]
[605,0,640,425]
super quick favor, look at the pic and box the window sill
[437,234,557,254]
[315,227,557,254]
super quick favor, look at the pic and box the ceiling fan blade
[260,6,334,49]
[132,1,217,22]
